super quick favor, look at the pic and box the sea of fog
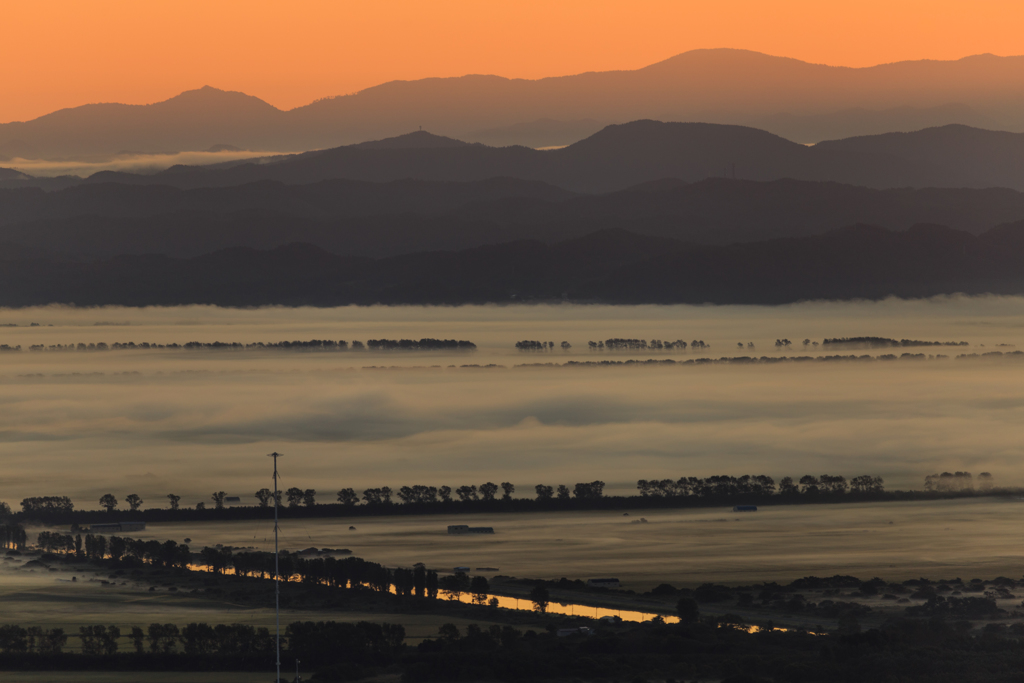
[7,149,276,178]
[1,296,1023,509]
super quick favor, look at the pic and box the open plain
[99,497,1024,589]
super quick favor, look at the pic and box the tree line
[22,531,1024,681]
[525,351,976,368]
[637,474,885,497]
[924,471,994,492]
[18,338,476,353]
[12,469,1015,527]
[589,339,702,351]
[0,619,401,674]
[514,340,570,351]
[6,614,1024,681]
[30,531,457,607]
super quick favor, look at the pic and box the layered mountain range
[3,224,1024,307]
[3,174,1024,261]
[3,49,1024,160]
[3,50,1024,306]
[6,122,1024,194]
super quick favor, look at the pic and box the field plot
[0,561,510,644]
[112,496,1024,589]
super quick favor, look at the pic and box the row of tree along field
[515,337,971,353]
[4,338,477,352]
[516,339,708,351]
[516,352,1024,369]
[20,531,532,617]
[4,471,1008,525]
[3,565,1024,683]
[0,620,403,674]
[10,530,1024,680]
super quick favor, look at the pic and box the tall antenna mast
[268,451,284,682]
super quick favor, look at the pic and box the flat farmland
[0,562,515,644]
[111,496,1024,589]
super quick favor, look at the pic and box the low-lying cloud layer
[7,150,275,178]
[1,298,1023,509]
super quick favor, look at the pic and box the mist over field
[7,149,272,178]
[2,296,1023,509]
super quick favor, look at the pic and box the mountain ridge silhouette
[5,121,1018,193]
[4,223,1024,307]
[5,175,1024,260]
[4,49,1024,159]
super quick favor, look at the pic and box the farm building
[447,525,495,535]
[733,505,758,512]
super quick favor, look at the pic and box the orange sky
[4,0,1023,123]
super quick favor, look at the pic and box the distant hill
[4,176,1024,260]
[3,50,1024,160]
[815,125,1024,189]
[2,224,1024,307]
[0,86,284,161]
[0,168,32,181]
[465,119,605,148]
[10,122,1021,194]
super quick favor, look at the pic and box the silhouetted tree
[211,491,226,510]
[556,485,570,500]
[130,626,145,653]
[819,474,848,494]
[302,489,316,507]
[438,486,452,502]
[798,475,820,493]
[850,475,884,493]
[99,494,118,512]
[414,565,427,598]
[336,488,358,505]
[479,482,499,501]
[529,584,550,613]
[125,493,143,512]
[573,481,605,499]
[470,576,490,605]
[535,484,553,500]
[285,487,304,507]
[147,623,179,654]
[362,487,393,505]
[501,482,515,499]
[455,485,478,502]
[438,623,460,642]
[166,494,180,511]
[80,625,120,656]
[255,488,272,507]
[439,572,470,599]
